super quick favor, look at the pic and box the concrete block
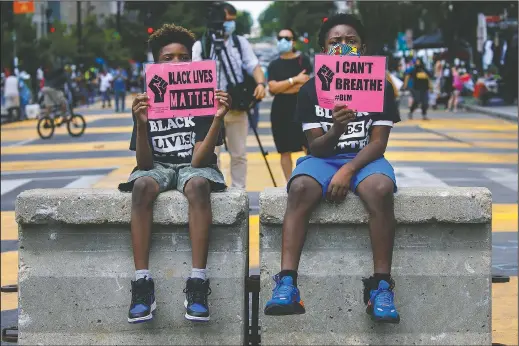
[259,187,492,345]
[15,188,249,345]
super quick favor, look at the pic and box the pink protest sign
[145,60,217,119]
[315,55,387,112]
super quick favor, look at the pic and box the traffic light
[49,26,55,33]
[303,38,309,44]
[323,17,328,23]
[147,27,154,35]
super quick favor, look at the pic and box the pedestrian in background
[267,28,312,181]
[407,58,432,120]
[98,69,113,109]
[192,2,266,189]
[113,66,128,112]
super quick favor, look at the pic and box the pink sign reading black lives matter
[145,60,217,119]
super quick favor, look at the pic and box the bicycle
[37,99,86,140]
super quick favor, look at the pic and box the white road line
[6,138,36,147]
[394,167,450,188]
[63,175,105,188]
[1,179,32,195]
[483,168,518,192]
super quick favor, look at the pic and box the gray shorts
[118,162,226,193]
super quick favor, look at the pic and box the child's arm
[191,90,231,168]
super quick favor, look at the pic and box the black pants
[410,89,429,116]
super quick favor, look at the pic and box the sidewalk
[463,103,518,122]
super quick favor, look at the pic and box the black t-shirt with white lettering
[295,77,400,157]
[129,115,222,165]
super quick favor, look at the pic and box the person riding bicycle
[40,67,69,117]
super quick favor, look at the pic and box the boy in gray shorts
[118,24,232,323]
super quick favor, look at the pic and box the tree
[259,1,336,50]
[235,10,253,35]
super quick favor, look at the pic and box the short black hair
[148,23,196,62]
[222,2,237,16]
[318,13,366,49]
[280,28,297,39]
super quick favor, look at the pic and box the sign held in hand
[315,55,387,112]
[145,61,217,119]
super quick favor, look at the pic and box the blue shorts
[288,154,397,198]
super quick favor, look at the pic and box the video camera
[206,2,226,52]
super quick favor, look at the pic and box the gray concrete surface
[16,188,248,225]
[462,104,518,122]
[16,188,249,345]
[259,187,492,345]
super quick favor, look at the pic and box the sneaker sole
[128,301,157,324]
[264,303,306,316]
[184,300,210,322]
[366,306,400,324]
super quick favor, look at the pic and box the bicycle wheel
[37,116,55,139]
[67,113,86,137]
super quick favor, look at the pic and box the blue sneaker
[183,278,211,322]
[365,279,400,323]
[128,278,156,323]
[264,274,305,316]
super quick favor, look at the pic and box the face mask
[223,21,235,35]
[327,43,360,56]
[277,39,292,54]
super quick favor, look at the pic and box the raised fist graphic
[148,75,168,103]
[317,64,335,91]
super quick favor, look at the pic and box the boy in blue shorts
[264,13,402,323]
[118,24,231,323]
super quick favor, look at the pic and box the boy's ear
[360,44,367,55]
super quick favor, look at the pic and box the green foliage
[259,1,336,50]
[235,10,253,35]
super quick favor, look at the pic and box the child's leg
[177,166,227,322]
[184,177,212,270]
[352,158,400,323]
[130,176,160,270]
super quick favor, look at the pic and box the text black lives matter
[334,61,383,92]
[168,69,215,111]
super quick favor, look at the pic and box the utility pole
[77,1,82,61]
[116,1,121,35]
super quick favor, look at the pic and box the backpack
[201,33,257,111]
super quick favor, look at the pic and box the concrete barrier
[259,187,492,345]
[15,188,249,345]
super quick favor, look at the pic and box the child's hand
[215,90,231,119]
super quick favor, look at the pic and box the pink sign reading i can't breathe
[145,60,217,119]
[314,55,387,112]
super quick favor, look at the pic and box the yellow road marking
[493,204,518,233]
[2,151,517,173]
[445,132,517,140]
[493,277,518,345]
[1,212,18,241]
[0,126,134,141]
[249,215,259,269]
[421,123,517,132]
[92,165,135,188]
[9,136,510,156]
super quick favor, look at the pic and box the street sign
[13,1,35,14]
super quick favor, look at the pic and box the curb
[462,104,518,122]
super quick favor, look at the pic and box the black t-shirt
[129,115,222,164]
[295,77,401,157]
[411,66,431,90]
[267,54,313,88]
[267,54,313,113]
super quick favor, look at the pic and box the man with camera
[192,2,266,189]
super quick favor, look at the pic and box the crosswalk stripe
[394,167,449,187]
[1,151,517,173]
[483,168,518,192]
[63,175,105,188]
[1,179,31,196]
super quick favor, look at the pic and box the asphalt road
[1,97,517,344]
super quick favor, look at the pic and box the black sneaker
[128,278,156,323]
[183,278,211,322]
